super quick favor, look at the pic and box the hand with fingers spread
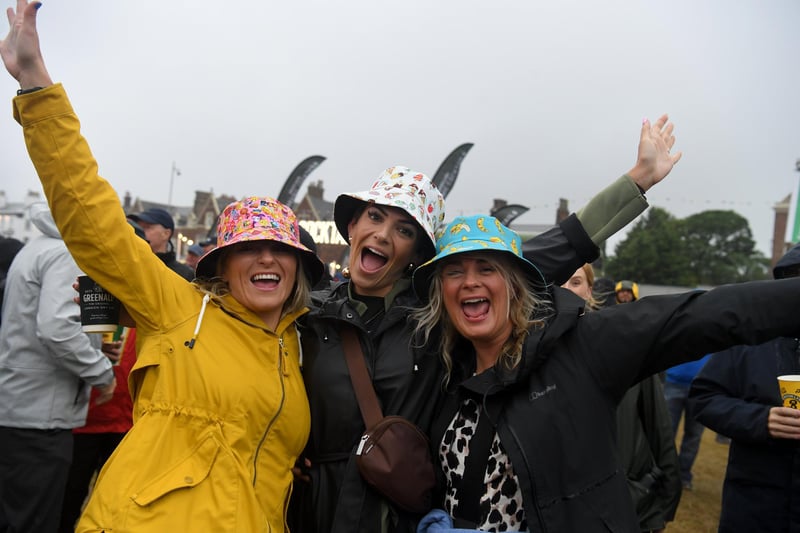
[0,0,51,89]
[768,406,800,440]
[627,114,683,192]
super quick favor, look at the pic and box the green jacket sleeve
[576,175,648,245]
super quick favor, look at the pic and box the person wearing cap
[184,243,205,271]
[1,7,325,531]
[411,216,800,532]
[616,279,640,303]
[128,207,195,281]
[292,110,682,533]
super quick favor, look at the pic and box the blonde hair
[412,253,550,385]
[580,263,603,311]
[193,247,312,318]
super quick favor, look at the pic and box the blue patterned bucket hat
[333,166,445,260]
[412,214,545,301]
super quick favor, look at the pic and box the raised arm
[523,115,682,285]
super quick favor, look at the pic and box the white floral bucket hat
[333,166,445,260]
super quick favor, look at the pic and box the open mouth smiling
[251,273,280,289]
[360,247,388,273]
[462,297,490,319]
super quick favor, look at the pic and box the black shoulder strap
[454,396,504,526]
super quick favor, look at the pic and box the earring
[342,267,351,279]
[405,263,415,274]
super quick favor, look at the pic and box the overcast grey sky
[1,1,799,256]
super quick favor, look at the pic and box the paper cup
[778,375,800,409]
[78,275,121,333]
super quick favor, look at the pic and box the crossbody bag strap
[341,326,383,428]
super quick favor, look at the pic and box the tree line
[602,207,771,286]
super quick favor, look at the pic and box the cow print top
[439,398,528,531]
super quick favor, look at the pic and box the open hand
[0,0,52,89]
[627,114,683,192]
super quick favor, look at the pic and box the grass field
[667,428,729,532]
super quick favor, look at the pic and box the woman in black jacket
[412,215,800,532]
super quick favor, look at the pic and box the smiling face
[220,240,298,330]
[346,204,423,297]
[440,253,512,358]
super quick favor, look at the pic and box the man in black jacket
[127,208,194,281]
[688,243,800,533]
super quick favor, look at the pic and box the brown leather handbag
[341,327,435,514]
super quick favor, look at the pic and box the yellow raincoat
[14,85,310,532]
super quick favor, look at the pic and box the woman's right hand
[0,0,53,89]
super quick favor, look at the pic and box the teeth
[252,273,279,282]
[366,247,387,258]
[463,298,487,304]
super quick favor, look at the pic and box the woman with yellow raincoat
[1,3,324,531]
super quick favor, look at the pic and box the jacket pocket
[131,431,220,506]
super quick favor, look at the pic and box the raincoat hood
[28,202,61,239]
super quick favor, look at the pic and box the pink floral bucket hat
[195,196,324,284]
[333,166,445,260]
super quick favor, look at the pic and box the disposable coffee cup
[78,275,121,333]
[778,375,800,409]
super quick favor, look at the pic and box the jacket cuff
[12,83,71,126]
[576,175,649,245]
[559,214,599,264]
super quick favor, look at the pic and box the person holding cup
[411,216,800,532]
[0,3,325,532]
[688,242,800,533]
[0,202,116,533]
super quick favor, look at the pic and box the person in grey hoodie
[0,202,116,533]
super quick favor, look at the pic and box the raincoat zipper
[252,332,287,485]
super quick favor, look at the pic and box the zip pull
[279,335,290,376]
[355,434,370,455]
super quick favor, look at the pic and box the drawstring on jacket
[185,294,211,349]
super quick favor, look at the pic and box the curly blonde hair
[412,253,550,385]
